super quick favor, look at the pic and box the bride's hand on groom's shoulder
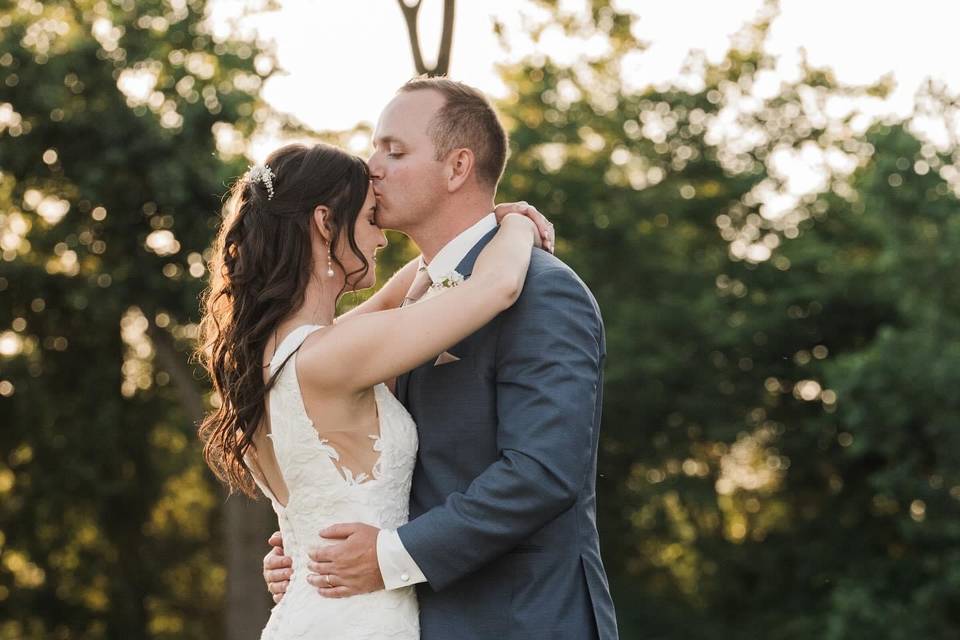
[263,531,292,603]
[494,201,555,253]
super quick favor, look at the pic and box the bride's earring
[326,244,335,278]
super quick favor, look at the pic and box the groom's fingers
[264,547,292,569]
[306,559,335,574]
[263,548,292,581]
[265,567,293,583]
[308,544,337,564]
[306,572,351,598]
[267,531,283,548]
[316,585,352,599]
[319,523,358,540]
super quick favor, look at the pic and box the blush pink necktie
[401,266,433,307]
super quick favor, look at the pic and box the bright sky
[210,0,959,161]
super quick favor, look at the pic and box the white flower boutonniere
[430,270,465,292]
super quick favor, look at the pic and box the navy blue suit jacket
[397,228,618,640]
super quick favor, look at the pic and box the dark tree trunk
[224,497,276,640]
[148,320,275,638]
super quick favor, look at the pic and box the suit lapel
[396,225,499,409]
[453,226,498,280]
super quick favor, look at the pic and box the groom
[263,77,618,639]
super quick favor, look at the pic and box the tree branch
[434,0,455,76]
[398,0,427,75]
[396,0,456,77]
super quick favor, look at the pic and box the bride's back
[247,324,417,524]
[246,324,420,640]
[250,324,385,506]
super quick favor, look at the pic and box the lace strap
[269,324,324,377]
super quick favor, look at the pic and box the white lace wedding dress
[249,324,420,640]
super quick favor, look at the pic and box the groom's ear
[312,205,333,243]
[444,148,475,193]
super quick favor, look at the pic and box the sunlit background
[2,0,959,638]
[214,0,958,141]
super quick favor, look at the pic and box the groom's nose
[368,155,384,180]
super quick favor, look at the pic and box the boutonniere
[430,270,465,291]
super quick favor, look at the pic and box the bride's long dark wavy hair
[197,143,371,496]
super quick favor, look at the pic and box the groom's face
[368,89,447,232]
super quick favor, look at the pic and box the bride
[196,142,548,639]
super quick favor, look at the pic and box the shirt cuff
[376,528,428,590]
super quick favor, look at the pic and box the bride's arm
[299,214,539,393]
[338,201,555,323]
[336,257,420,322]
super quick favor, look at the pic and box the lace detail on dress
[249,325,420,640]
[315,434,382,487]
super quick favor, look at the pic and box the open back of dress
[242,323,420,640]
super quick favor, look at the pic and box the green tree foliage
[0,0,276,636]
[493,4,960,638]
[3,0,959,638]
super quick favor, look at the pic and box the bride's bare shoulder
[294,324,352,390]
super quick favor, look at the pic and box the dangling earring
[326,244,335,278]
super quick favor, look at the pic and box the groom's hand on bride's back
[263,531,293,603]
[305,522,384,598]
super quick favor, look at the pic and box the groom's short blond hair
[399,77,508,189]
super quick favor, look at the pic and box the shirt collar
[419,213,497,284]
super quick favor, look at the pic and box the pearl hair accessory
[245,163,276,200]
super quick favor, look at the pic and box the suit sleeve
[396,266,603,590]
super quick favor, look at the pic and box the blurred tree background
[0,0,281,637]
[1,0,959,639]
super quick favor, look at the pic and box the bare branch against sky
[396,0,456,76]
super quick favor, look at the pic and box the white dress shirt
[376,212,497,590]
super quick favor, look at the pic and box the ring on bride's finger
[324,574,332,587]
